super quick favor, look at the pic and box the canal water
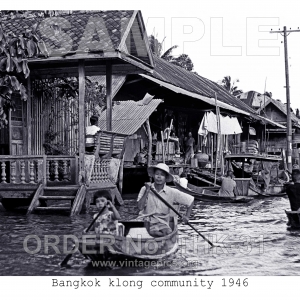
[0,195,299,276]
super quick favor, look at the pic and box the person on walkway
[218,170,237,197]
[260,167,270,192]
[286,169,300,211]
[137,163,194,237]
[92,190,121,234]
[184,132,195,163]
[85,115,100,152]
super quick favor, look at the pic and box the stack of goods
[246,140,259,154]
[195,151,209,167]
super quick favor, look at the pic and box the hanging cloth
[198,111,242,136]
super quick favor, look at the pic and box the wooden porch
[0,151,124,215]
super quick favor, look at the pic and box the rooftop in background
[238,91,300,127]
[148,56,257,114]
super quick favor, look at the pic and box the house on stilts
[0,10,155,214]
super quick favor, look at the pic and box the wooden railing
[0,155,78,185]
[46,156,78,184]
[89,158,111,184]
[0,155,45,184]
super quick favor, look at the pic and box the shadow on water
[1,196,300,275]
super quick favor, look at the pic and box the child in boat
[92,190,121,235]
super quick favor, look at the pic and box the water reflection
[0,196,299,276]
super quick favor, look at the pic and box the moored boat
[186,153,288,199]
[78,218,178,263]
[173,180,253,203]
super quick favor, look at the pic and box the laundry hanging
[198,111,242,145]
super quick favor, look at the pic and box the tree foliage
[148,35,194,71]
[0,22,49,127]
[219,76,243,97]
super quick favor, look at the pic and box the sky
[6,0,300,109]
[141,0,300,109]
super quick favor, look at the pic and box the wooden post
[78,60,86,184]
[283,26,292,173]
[161,131,165,163]
[242,157,245,178]
[27,76,31,155]
[106,61,112,131]
[270,27,300,171]
[145,119,152,167]
[42,155,47,185]
[118,157,124,193]
[214,93,221,185]
[211,134,214,173]
[164,119,173,158]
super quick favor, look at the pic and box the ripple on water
[0,196,298,275]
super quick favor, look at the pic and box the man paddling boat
[136,163,194,237]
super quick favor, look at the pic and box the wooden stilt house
[0,10,154,214]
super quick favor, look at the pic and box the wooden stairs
[26,184,86,216]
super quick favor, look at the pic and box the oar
[60,205,107,267]
[149,186,215,247]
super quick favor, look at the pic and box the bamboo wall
[31,80,79,155]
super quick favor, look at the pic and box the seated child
[93,190,121,235]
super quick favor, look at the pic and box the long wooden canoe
[78,219,178,263]
[173,181,253,203]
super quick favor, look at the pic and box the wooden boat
[188,153,288,198]
[173,180,253,203]
[78,218,178,263]
[285,210,300,229]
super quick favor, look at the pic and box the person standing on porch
[85,115,100,152]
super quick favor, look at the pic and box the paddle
[60,205,107,267]
[149,186,215,247]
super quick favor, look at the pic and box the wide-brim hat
[147,163,174,182]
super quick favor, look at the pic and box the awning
[198,111,243,135]
[99,96,162,135]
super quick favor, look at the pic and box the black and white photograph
[0,0,300,298]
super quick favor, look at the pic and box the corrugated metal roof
[140,74,250,116]
[139,58,287,128]
[98,98,162,135]
[150,56,256,114]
